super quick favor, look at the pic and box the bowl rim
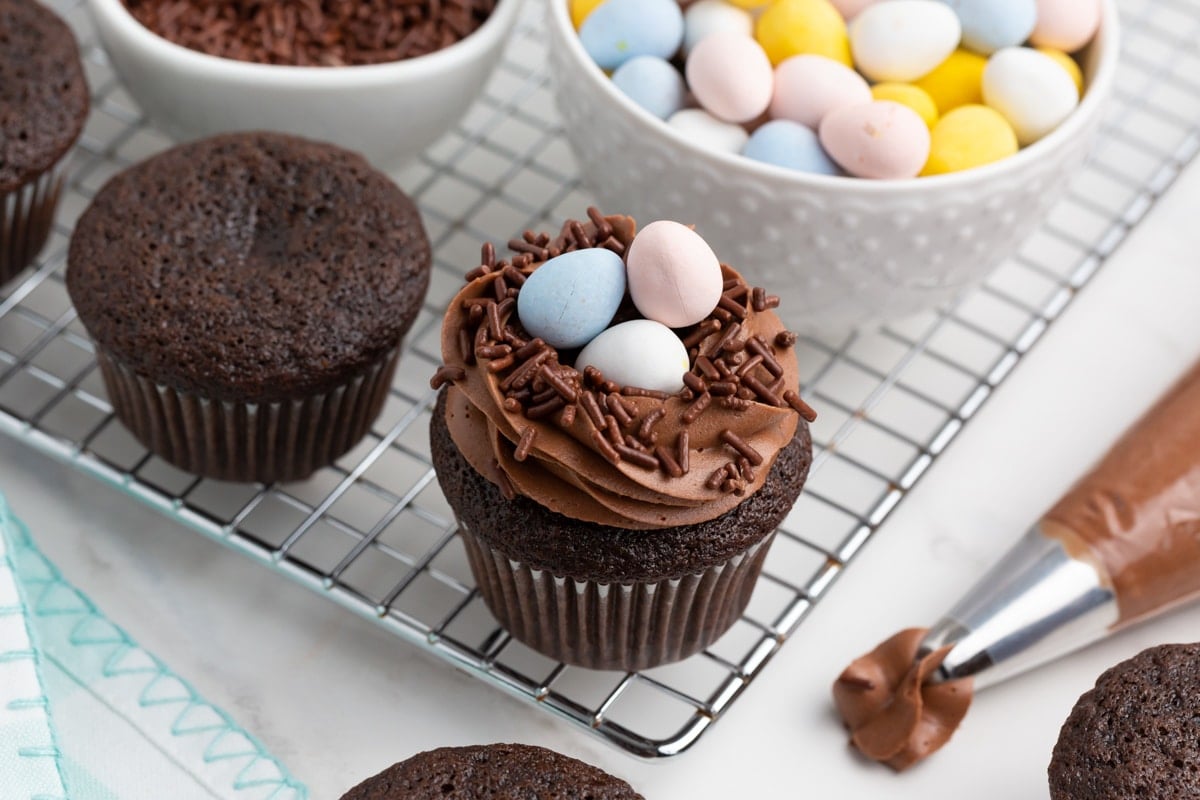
[547,0,1122,194]
[86,0,526,85]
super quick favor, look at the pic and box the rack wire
[5,0,1199,760]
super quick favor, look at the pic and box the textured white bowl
[87,0,526,169]
[546,0,1120,332]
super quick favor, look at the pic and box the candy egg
[819,100,932,179]
[742,120,841,174]
[570,0,605,29]
[756,0,852,67]
[727,0,771,7]
[576,320,691,394]
[770,54,872,130]
[937,0,1036,55]
[913,48,987,113]
[871,83,939,128]
[850,1,962,83]
[625,221,723,328]
[683,0,754,56]
[983,47,1079,145]
[921,104,1017,175]
[830,0,880,20]
[579,0,685,70]
[687,32,774,123]
[1031,0,1101,53]
[612,56,688,119]
[516,248,626,349]
[1037,47,1084,94]
[667,108,750,153]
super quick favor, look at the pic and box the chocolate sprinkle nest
[434,208,817,497]
[123,0,498,67]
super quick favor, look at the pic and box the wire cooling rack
[4,0,1199,760]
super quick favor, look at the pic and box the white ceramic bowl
[87,0,526,169]
[546,1,1120,332]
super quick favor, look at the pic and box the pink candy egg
[686,31,774,124]
[770,54,873,130]
[819,100,931,179]
[1030,0,1101,53]
[829,0,879,20]
[626,221,723,328]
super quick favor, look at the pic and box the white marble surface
[5,157,1199,799]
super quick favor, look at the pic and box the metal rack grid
[4,0,1198,760]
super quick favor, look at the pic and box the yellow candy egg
[921,105,1018,176]
[913,49,988,114]
[1037,47,1085,94]
[728,0,772,7]
[871,83,939,129]
[756,0,852,67]
[571,0,606,29]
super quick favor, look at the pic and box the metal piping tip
[916,525,1118,690]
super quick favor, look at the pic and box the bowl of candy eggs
[86,0,525,168]
[546,0,1119,332]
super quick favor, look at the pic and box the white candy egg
[667,108,751,153]
[684,0,755,55]
[850,1,962,82]
[576,320,691,394]
[983,47,1079,145]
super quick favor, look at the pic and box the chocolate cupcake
[340,743,643,800]
[1048,642,1200,799]
[1,0,89,285]
[430,211,814,670]
[67,132,431,483]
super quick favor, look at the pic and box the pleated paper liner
[95,346,400,483]
[1,159,68,286]
[462,522,777,672]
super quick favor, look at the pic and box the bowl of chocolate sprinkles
[86,0,525,167]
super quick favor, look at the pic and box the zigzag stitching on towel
[7,506,308,800]
[1,527,69,800]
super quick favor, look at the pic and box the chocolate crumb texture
[123,0,498,67]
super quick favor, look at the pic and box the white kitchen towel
[0,495,308,800]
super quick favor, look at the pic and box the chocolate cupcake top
[67,132,431,403]
[340,744,644,800]
[432,210,815,530]
[1049,642,1200,800]
[0,0,89,192]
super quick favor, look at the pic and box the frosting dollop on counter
[833,628,974,771]
[434,212,814,530]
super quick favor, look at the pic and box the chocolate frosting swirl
[833,628,974,771]
[436,214,809,530]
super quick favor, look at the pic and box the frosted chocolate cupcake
[68,132,431,483]
[1048,642,1200,800]
[340,744,643,800]
[1,0,89,285]
[430,210,815,670]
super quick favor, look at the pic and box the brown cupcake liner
[1,159,68,287]
[95,346,400,483]
[460,522,777,671]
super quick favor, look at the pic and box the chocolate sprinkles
[434,208,818,498]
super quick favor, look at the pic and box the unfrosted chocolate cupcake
[1048,642,1200,800]
[430,211,815,670]
[1,0,89,285]
[68,132,430,483]
[340,744,643,800]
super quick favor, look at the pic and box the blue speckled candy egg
[579,0,685,70]
[612,56,688,119]
[742,120,840,174]
[576,320,691,394]
[938,0,1036,55]
[517,249,626,349]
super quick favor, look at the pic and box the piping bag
[833,357,1200,771]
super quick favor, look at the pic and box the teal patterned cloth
[0,496,308,800]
